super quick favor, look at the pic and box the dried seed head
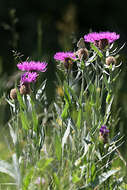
[106,56,116,65]
[10,88,17,100]
[20,84,31,95]
[75,48,88,60]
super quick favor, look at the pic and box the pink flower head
[20,72,38,84]
[54,52,76,61]
[84,32,120,43]
[17,61,47,72]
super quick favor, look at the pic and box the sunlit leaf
[55,134,62,161]
[62,119,71,152]
[90,43,103,58]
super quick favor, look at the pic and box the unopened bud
[99,132,109,144]
[10,88,17,100]
[75,48,88,60]
[106,56,116,65]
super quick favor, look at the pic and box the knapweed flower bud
[20,84,31,95]
[99,125,109,144]
[75,48,88,60]
[10,88,17,100]
[106,56,116,65]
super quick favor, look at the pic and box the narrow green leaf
[23,168,34,190]
[0,160,16,179]
[61,102,69,120]
[55,135,62,161]
[106,93,111,104]
[32,110,38,132]
[90,43,103,58]
[103,74,110,91]
[53,173,61,189]
[62,119,71,152]
[30,98,38,132]
[36,79,47,101]
[37,158,53,172]
[8,123,17,145]
[81,169,120,189]
[16,89,27,110]
[12,154,21,188]
[92,169,120,188]
[76,108,82,128]
[66,84,78,103]
[64,81,71,104]
[72,173,80,183]
[91,163,96,181]
[20,110,29,130]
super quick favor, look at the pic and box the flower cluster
[17,61,47,85]
[10,61,48,98]
[10,30,120,99]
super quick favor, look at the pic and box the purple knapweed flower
[20,72,39,84]
[17,61,47,72]
[99,125,109,143]
[54,52,76,61]
[99,125,109,135]
[84,32,120,43]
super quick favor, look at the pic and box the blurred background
[0,0,127,160]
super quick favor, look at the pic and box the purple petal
[54,52,76,61]
[17,61,48,72]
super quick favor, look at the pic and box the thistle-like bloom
[84,32,120,43]
[20,72,38,84]
[99,125,109,135]
[54,52,76,61]
[17,61,47,72]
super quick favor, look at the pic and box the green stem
[80,69,85,104]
